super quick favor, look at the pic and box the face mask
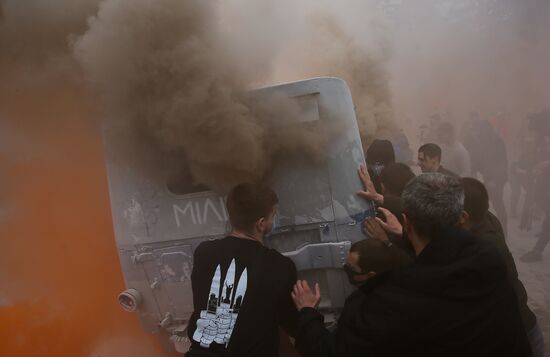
[370,163,384,176]
[343,263,366,287]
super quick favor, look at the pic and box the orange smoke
[0,78,178,356]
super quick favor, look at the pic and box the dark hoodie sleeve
[278,259,299,337]
[295,308,336,357]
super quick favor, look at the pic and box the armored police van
[102,77,375,352]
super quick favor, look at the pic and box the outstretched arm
[357,165,384,205]
[291,280,336,357]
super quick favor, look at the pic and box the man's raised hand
[364,218,390,242]
[375,207,403,236]
[357,165,384,205]
[291,280,321,311]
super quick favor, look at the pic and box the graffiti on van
[173,196,228,227]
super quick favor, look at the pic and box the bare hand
[364,218,390,241]
[291,280,321,311]
[375,207,403,236]
[357,165,384,205]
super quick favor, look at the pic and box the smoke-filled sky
[385,0,550,147]
[1,0,550,356]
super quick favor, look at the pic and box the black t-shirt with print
[187,236,298,357]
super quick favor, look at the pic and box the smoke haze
[1,0,393,354]
[385,0,550,148]
[74,0,392,191]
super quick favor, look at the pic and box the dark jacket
[381,194,404,223]
[470,212,537,331]
[295,228,532,357]
[465,119,508,184]
[437,165,459,177]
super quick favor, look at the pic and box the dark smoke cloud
[1,1,395,350]
[301,14,396,143]
[74,0,268,192]
[0,0,98,77]
[74,0,381,191]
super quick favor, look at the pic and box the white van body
[102,77,374,351]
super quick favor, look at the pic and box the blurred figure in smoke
[365,139,395,193]
[516,112,550,233]
[417,143,458,177]
[462,113,509,233]
[461,178,544,357]
[521,110,550,263]
[418,113,442,144]
[384,130,413,165]
[509,116,536,219]
[437,121,471,176]
[489,110,512,147]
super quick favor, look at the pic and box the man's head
[401,173,464,254]
[460,177,489,230]
[437,121,455,145]
[366,139,396,167]
[345,239,410,286]
[417,143,442,173]
[227,182,278,237]
[380,163,416,196]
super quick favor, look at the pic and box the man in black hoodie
[292,173,531,357]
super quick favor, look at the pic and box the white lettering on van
[219,196,228,221]
[173,198,228,227]
[195,202,202,225]
[174,202,196,227]
[203,198,223,222]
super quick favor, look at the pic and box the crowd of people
[184,110,549,357]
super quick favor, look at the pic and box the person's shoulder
[438,166,459,177]
[452,227,493,248]
[264,247,296,273]
[194,239,215,256]
[195,236,232,254]
[459,228,505,267]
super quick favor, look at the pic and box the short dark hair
[380,163,416,196]
[402,173,464,239]
[418,143,442,160]
[227,183,278,232]
[350,239,411,273]
[460,177,489,223]
[366,139,395,166]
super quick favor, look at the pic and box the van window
[166,165,210,196]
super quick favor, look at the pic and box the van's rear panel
[102,77,374,351]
